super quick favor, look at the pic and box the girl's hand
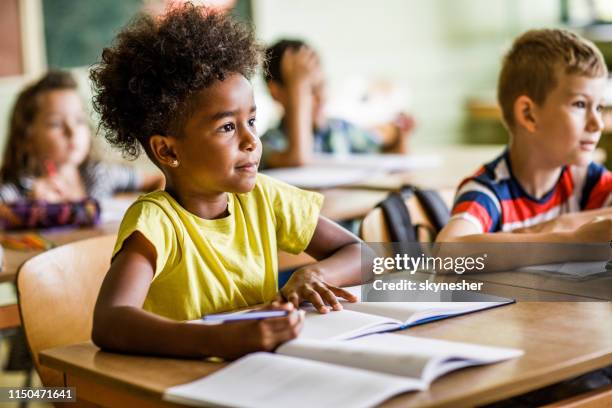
[279,267,357,314]
[29,177,67,202]
[30,174,87,202]
[219,302,303,360]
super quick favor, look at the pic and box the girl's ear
[149,135,179,168]
[513,95,538,133]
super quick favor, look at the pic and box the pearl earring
[171,159,179,167]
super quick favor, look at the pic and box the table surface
[40,301,612,408]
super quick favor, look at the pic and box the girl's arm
[93,231,302,359]
[279,216,365,313]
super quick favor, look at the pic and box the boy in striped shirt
[437,29,611,244]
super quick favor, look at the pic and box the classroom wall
[253,0,560,146]
[0,0,564,161]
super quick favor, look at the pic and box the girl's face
[170,73,261,195]
[28,89,91,172]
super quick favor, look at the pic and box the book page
[164,352,423,408]
[300,306,400,340]
[277,336,431,379]
[348,334,522,385]
[277,333,522,382]
[342,301,506,327]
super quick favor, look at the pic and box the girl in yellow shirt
[90,4,362,359]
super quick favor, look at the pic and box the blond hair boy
[438,29,611,245]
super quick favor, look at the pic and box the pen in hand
[202,310,290,323]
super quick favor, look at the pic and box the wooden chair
[16,234,116,387]
[360,188,455,243]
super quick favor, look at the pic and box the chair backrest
[16,234,116,386]
[360,188,454,243]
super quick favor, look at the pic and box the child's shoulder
[124,190,178,219]
[458,150,510,191]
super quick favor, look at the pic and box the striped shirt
[451,150,612,233]
[0,161,140,203]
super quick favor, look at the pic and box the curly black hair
[263,39,306,85]
[90,3,262,159]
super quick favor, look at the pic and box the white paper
[262,166,375,189]
[278,333,522,383]
[299,307,400,340]
[261,153,441,189]
[164,352,421,408]
[342,301,506,327]
[311,152,441,172]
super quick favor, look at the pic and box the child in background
[90,4,362,360]
[0,71,162,206]
[261,39,414,168]
[437,29,611,247]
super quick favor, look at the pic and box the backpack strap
[377,185,450,243]
[378,191,416,243]
[412,188,450,233]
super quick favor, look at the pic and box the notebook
[164,333,522,408]
[300,297,513,340]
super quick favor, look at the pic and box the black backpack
[377,185,450,243]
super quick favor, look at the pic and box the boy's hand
[571,217,612,243]
[220,302,303,359]
[281,46,321,89]
[278,267,358,314]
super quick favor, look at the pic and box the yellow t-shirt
[112,174,323,321]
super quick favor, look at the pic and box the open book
[299,289,513,340]
[164,333,522,408]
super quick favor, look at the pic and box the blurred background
[0,1,611,403]
[1,0,611,167]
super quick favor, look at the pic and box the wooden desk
[0,222,121,284]
[351,145,506,191]
[39,302,612,408]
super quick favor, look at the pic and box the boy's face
[173,73,261,195]
[268,48,328,131]
[531,70,606,167]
